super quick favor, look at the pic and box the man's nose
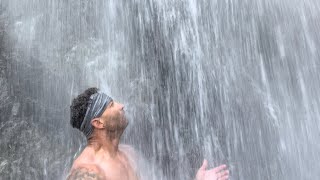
[116,102,124,110]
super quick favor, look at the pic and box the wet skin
[68,101,138,180]
[68,101,229,180]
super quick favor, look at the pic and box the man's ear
[91,118,104,129]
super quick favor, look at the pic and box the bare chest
[99,156,138,180]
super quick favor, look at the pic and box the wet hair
[70,87,98,130]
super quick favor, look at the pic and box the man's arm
[67,167,105,180]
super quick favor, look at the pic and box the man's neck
[87,131,123,158]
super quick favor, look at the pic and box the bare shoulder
[68,148,105,180]
[119,144,140,179]
[119,144,139,162]
[67,165,105,180]
[119,144,136,155]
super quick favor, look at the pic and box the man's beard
[104,113,128,132]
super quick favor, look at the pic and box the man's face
[99,101,128,132]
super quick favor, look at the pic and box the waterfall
[0,0,320,179]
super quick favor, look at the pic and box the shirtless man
[68,87,229,180]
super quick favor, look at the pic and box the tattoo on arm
[67,168,104,180]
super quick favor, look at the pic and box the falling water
[0,0,320,179]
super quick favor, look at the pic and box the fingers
[210,164,229,180]
[219,175,229,180]
[216,169,229,180]
[212,164,227,173]
[200,159,208,170]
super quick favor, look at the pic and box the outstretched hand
[195,159,229,180]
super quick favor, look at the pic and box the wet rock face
[0,57,77,179]
[0,16,12,176]
[0,61,9,108]
[0,10,76,178]
[0,18,10,111]
[0,59,10,180]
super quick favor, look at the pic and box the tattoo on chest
[67,168,104,180]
